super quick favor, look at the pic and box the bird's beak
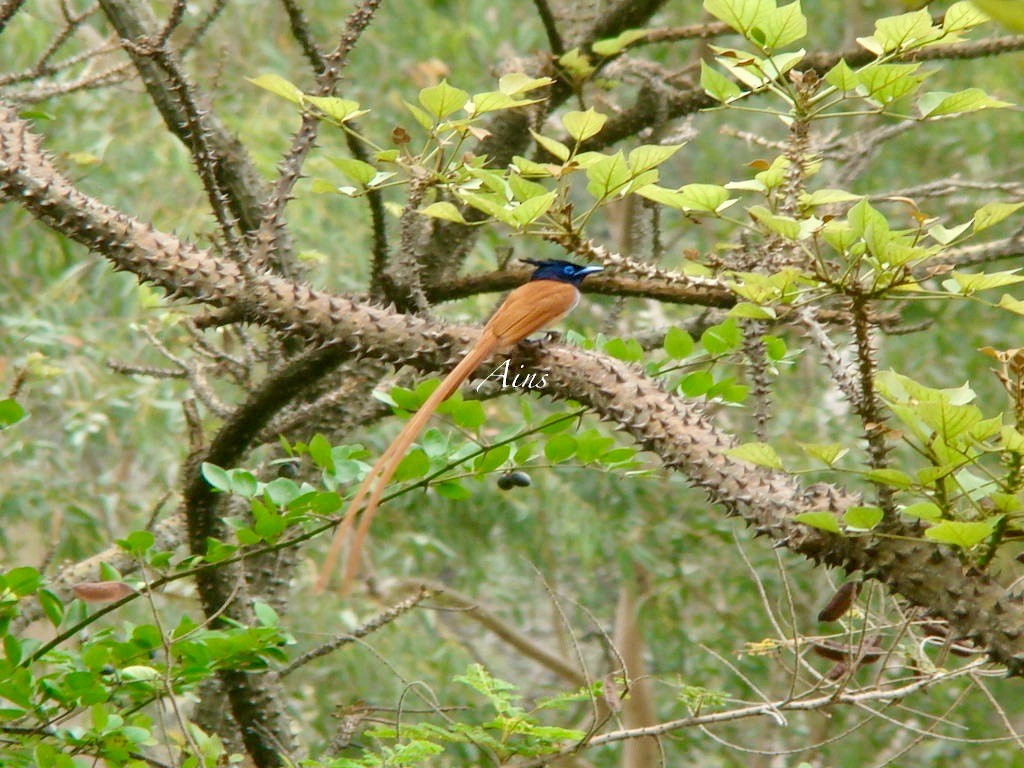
[578,265,604,277]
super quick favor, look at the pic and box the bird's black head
[522,259,603,285]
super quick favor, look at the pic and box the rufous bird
[316,258,604,593]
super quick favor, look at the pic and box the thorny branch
[5,104,1024,679]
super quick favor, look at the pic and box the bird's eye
[563,265,574,275]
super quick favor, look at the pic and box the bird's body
[316,259,603,592]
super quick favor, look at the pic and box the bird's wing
[485,279,580,345]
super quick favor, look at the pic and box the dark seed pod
[497,471,531,490]
[818,581,859,622]
[276,460,300,479]
[72,581,137,604]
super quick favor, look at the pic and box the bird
[316,258,604,593]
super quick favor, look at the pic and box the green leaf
[917,400,983,441]
[498,73,556,95]
[508,174,549,202]
[794,511,841,533]
[679,183,733,212]
[875,370,976,406]
[628,143,684,175]
[419,201,468,224]
[923,520,995,548]
[763,335,788,360]
[864,469,913,489]
[201,463,232,492]
[247,74,303,103]
[928,220,972,245]
[308,433,335,473]
[603,337,645,362]
[467,91,538,115]
[636,183,733,213]
[558,48,596,79]
[0,398,26,427]
[1001,424,1024,451]
[459,191,510,221]
[436,480,472,499]
[947,269,1024,294]
[799,442,848,466]
[512,155,555,177]
[700,61,743,102]
[39,588,64,627]
[393,449,430,481]
[754,155,790,189]
[800,188,862,208]
[4,566,41,596]
[120,665,161,682]
[943,1,990,32]
[510,191,556,227]
[592,29,647,56]
[252,600,279,627]
[919,88,1012,118]
[868,9,937,53]
[119,530,155,556]
[703,0,774,38]
[969,414,1002,442]
[726,441,783,470]
[749,205,802,239]
[389,384,422,411]
[996,294,1024,316]
[540,413,575,434]
[311,178,343,195]
[710,378,749,403]
[902,501,942,521]
[633,183,687,208]
[563,108,607,142]
[843,505,883,531]
[664,327,694,359]
[448,399,486,429]
[418,80,468,119]
[229,469,259,498]
[680,370,714,396]
[544,434,577,462]
[263,477,301,506]
[701,318,742,355]
[824,59,859,90]
[759,2,807,49]
[475,444,511,474]
[404,100,434,129]
[973,201,1024,233]
[3,636,22,666]
[856,62,925,106]
[727,302,776,320]
[530,129,571,162]
[302,95,367,123]
[602,447,637,464]
[575,430,615,464]
[205,538,237,563]
[586,151,630,199]
[329,157,377,186]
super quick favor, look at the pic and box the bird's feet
[523,330,562,346]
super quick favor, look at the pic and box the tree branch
[5,104,1024,674]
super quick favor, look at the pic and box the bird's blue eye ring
[563,265,574,275]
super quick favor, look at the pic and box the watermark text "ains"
[474,360,548,391]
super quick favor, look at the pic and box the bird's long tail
[315,336,498,593]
